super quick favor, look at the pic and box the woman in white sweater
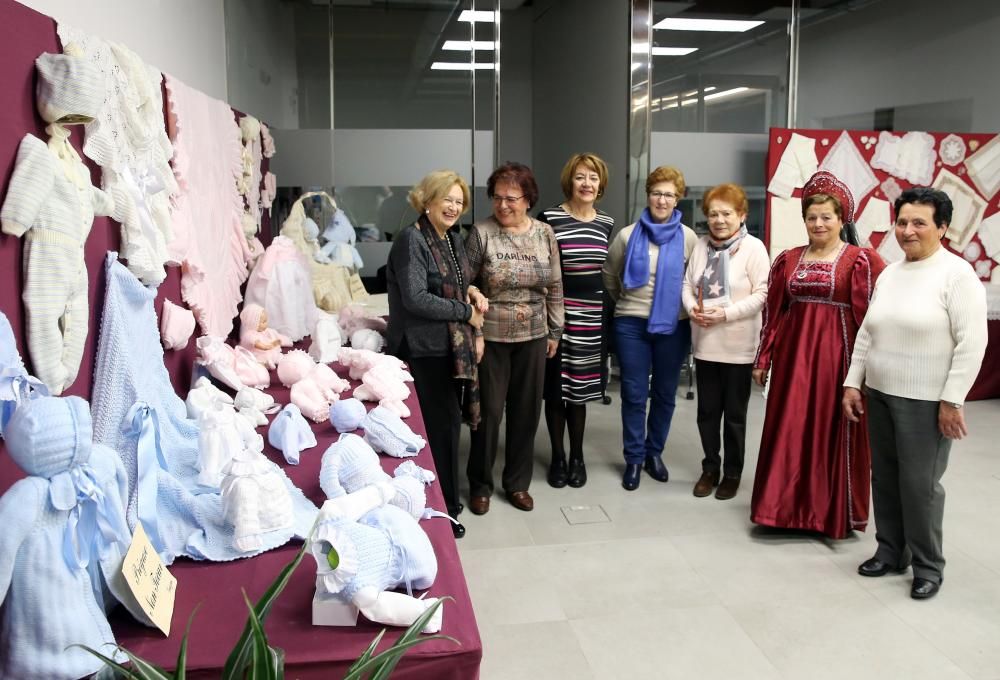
[682,184,769,500]
[843,187,987,601]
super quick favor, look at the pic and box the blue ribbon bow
[123,402,169,552]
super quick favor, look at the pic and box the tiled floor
[456,385,1000,680]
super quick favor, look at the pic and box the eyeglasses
[441,197,465,208]
[492,195,524,205]
[649,191,677,201]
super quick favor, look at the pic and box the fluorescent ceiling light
[630,43,697,56]
[431,62,495,71]
[704,86,749,100]
[653,46,697,55]
[443,40,498,51]
[704,86,716,92]
[458,10,496,22]
[654,17,764,32]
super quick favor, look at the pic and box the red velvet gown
[751,244,885,539]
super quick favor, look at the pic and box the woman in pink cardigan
[681,184,769,500]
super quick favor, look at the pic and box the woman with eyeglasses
[386,170,488,539]
[603,166,698,491]
[465,162,564,515]
[537,153,614,490]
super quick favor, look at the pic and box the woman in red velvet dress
[751,171,885,539]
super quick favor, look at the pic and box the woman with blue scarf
[603,166,698,490]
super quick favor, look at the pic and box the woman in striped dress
[539,153,614,488]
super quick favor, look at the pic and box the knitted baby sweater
[58,25,179,286]
[90,254,317,564]
[1,131,114,394]
[312,505,437,602]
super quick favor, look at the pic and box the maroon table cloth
[109,368,483,679]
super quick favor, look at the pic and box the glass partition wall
[232,0,501,280]
[630,0,1000,237]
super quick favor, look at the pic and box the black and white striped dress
[539,206,614,403]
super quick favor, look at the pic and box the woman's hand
[469,306,485,330]
[692,307,725,328]
[752,368,768,388]
[842,387,865,423]
[468,287,489,314]
[938,402,968,440]
[546,338,559,358]
[475,335,485,363]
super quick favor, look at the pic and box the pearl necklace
[443,232,463,289]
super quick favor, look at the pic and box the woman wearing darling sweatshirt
[844,187,987,601]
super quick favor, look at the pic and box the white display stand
[313,593,360,627]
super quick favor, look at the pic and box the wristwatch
[945,401,962,409]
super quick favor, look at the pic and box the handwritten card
[122,523,177,636]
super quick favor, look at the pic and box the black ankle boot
[567,456,587,488]
[548,455,568,488]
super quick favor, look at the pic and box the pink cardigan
[681,234,770,364]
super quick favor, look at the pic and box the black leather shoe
[643,455,669,482]
[567,457,587,488]
[715,476,740,500]
[911,577,941,600]
[622,463,641,490]
[857,556,909,577]
[548,456,568,488]
[451,522,466,539]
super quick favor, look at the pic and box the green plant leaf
[242,589,278,680]
[342,598,458,680]
[222,540,308,679]
[174,603,200,680]
[345,629,385,676]
[343,635,459,680]
[70,644,138,679]
[117,648,173,680]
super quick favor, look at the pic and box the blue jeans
[614,316,691,464]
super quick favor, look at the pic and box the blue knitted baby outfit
[90,254,317,563]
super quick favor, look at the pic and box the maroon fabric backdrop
[0,0,273,489]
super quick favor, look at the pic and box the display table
[109,366,482,679]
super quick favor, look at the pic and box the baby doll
[239,303,292,369]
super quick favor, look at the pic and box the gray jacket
[386,222,473,358]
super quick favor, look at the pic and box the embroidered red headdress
[801,170,855,223]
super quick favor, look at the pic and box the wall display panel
[764,127,999,281]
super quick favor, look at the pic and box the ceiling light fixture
[458,10,496,22]
[703,86,750,100]
[653,18,764,32]
[431,62,495,71]
[443,40,498,51]
[630,43,697,56]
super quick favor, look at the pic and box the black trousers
[405,354,463,518]
[467,337,547,497]
[694,359,753,478]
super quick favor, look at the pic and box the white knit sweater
[844,246,987,405]
[681,234,770,363]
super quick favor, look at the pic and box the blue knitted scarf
[623,207,684,334]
